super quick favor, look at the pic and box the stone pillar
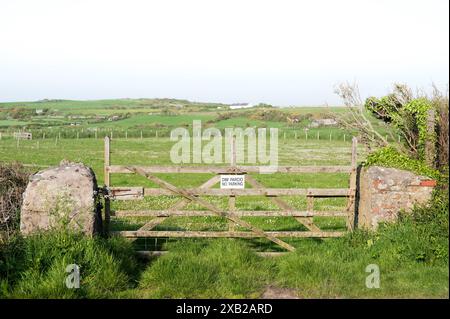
[20,161,102,235]
[358,166,436,230]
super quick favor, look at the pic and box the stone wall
[358,166,436,230]
[20,161,102,235]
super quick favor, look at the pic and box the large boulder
[20,161,102,235]
[358,166,436,230]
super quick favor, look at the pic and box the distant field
[0,119,31,126]
[0,98,350,129]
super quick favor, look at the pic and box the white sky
[0,0,448,105]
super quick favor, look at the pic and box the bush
[248,109,287,122]
[0,163,30,238]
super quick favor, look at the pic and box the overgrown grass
[0,230,140,298]
[1,189,448,299]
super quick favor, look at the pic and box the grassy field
[0,99,447,299]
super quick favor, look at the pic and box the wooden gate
[104,136,358,252]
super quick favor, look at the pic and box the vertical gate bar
[228,196,236,231]
[302,195,318,231]
[228,136,237,230]
[307,196,314,212]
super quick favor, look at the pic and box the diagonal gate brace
[137,175,221,231]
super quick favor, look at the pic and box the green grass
[2,201,448,299]
[0,230,140,298]
[0,137,366,184]
[89,114,215,129]
[0,120,31,127]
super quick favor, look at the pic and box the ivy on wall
[364,146,440,180]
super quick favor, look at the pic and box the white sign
[220,174,245,189]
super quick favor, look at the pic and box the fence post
[140,131,143,139]
[347,137,358,231]
[229,136,237,231]
[104,136,111,236]
[104,136,110,187]
[343,134,346,142]
[317,131,320,140]
[125,130,128,139]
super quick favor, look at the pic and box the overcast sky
[0,0,448,106]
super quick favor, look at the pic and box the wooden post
[104,136,110,187]
[58,132,61,140]
[125,130,128,139]
[305,131,308,140]
[140,131,143,139]
[317,131,320,140]
[231,135,236,167]
[343,134,346,142]
[347,137,358,231]
[229,136,237,231]
[329,132,332,141]
[425,108,436,167]
[104,136,111,236]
